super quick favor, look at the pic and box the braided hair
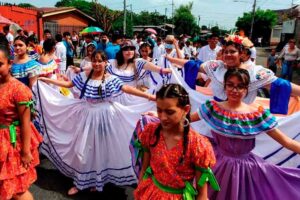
[151,84,191,164]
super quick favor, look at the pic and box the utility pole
[130,4,132,22]
[198,15,200,27]
[123,0,127,35]
[164,8,167,36]
[249,0,256,39]
[171,0,174,34]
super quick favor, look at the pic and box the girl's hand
[173,39,178,46]
[162,68,172,74]
[38,77,49,82]
[21,151,33,169]
[148,94,156,101]
[58,74,69,81]
[142,111,158,117]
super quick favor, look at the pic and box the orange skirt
[0,123,42,200]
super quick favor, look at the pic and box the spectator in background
[197,34,221,62]
[82,34,97,57]
[152,37,165,60]
[105,33,122,59]
[267,49,278,74]
[55,33,67,73]
[62,31,74,68]
[71,31,79,58]
[238,29,256,63]
[27,34,43,61]
[97,32,112,51]
[133,34,144,57]
[277,39,300,81]
[16,29,27,38]
[40,29,52,46]
[3,25,13,46]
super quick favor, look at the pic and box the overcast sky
[8,0,299,29]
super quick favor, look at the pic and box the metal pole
[171,0,174,34]
[165,8,167,36]
[249,0,256,39]
[130,4,133,22]
[123,0,127,35]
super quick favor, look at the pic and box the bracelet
[159,68,163,75]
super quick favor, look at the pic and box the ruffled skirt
[0,124,42,200]
[33,81,156,191]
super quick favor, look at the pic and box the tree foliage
[18,3,36,8]
[92,1,122,33]
[55,0,93,16]
[236,9,277,41]
[173,2,199,36]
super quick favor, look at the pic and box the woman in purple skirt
[191,68,300,200]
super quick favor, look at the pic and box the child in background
[267,49,278,74]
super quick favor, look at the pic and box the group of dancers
[1,33,300,200]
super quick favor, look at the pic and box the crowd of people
[1,25,300,200]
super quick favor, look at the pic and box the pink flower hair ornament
[224,35,254,48]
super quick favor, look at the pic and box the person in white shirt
[197,34,222,62]
[40,29,52,47]
[152,37,165,60]
[3,25,13,45]
[54,33,67,73]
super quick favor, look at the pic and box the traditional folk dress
[38,59,58,79]
[0,78,42,200]
[33,72,155,191]
[11,59,40,87]
[183,60,300,168]
[198,100,300,200]
[134,123,219,200]
[107,59,151,106]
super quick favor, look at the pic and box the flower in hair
[225,35,253,48]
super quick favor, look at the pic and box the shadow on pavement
[31,158,134,200]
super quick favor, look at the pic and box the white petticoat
[33,81,156,191]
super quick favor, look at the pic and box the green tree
[173,2,199,36]
[18,3,36,8]
[236,9,277,42]
[55,0,93,16]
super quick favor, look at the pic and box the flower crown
[224,35,253,48]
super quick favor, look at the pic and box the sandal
[68,186,79,196]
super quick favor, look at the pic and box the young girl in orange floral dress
[134,84,219,200]
[0,45,42,200]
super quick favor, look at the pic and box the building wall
[43,12,90,26]
[43,12,90,34]
[0,6,40,37]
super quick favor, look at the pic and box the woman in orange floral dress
[0,45,42,200]
[134,84,219,200]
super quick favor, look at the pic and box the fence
[44,22,85,35]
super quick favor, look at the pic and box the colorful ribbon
[196,166,220,191]
[0,121,20,148]
[134,139,149,165]
[18,100,35,114]
[143,166,198,200]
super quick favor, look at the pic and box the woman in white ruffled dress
[107,40,171,106]
[35,50,156,195]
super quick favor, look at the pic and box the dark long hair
[151,84,191,164]
[14,36,28,46]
